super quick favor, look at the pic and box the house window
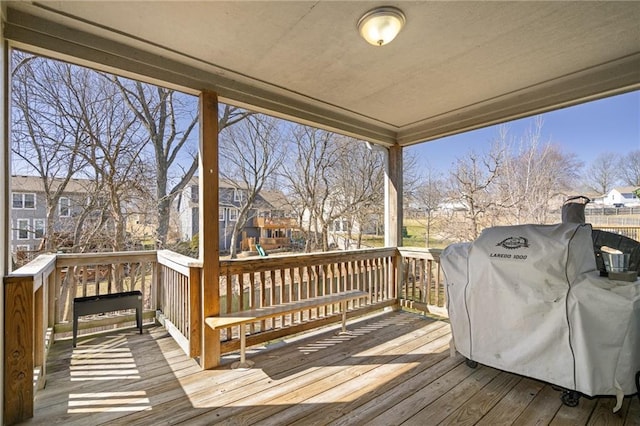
[228,208,238,221]
[59,197,71,217]
[234,189,244,202]
[15,244,30,253]
[12,193,36,209]
[17,219,30,240]
[219,208,226,221]
[34,219,45,239]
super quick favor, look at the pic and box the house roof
[5,2,639,148]
[611,186,640,196]
[11,175,93,194]
[259,190,293,212]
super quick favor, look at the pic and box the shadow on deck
[24,311,639,425]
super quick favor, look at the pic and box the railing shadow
[242,312,452,381]
[28,326,203,425]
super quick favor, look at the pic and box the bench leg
[336,301,353,336]
[73,313,79,348]
[136,302,143,334]
[231,323,254,370]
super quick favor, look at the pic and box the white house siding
[603,187,640,207]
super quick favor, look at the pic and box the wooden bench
[73,290,143,347]
[205,289,368,368]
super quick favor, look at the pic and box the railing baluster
[270,270,277,329]
[260,271,267,331]
[211,248,403,359]
[396,248,445,316]
[225,271,232,340]
[279,268,286,326]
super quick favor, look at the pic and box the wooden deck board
[513,383,564,425]
[475,377,546,425]
[22,311,639,425]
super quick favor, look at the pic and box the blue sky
[407,90,640,176]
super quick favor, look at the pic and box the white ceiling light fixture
[357,6,406,46]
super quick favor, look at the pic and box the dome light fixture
[357,6,406,46]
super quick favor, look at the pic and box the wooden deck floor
[25,311,639,425]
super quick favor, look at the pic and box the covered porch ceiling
[4,1,640,147]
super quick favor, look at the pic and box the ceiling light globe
[358,6,406,46]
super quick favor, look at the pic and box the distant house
[602,186,640,207]
[176,178,298,252]
[10,175,91,262]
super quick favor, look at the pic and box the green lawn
[359,219,448,249]
[403,219,448,248]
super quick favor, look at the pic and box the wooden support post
[199,90,221,368]
[4,277,35,424]
[188,265,201,357]
[385,145,403,248]
[34,286,44,381]
[1,22,10,426]
[153,260,161,312]
[47,271,55,328]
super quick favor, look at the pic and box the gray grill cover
[441,223,640,408]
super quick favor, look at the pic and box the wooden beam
[1,22,10,426]
[385,145,403,247]
[199,90,221,368]
[4,277,34,425]
[189,265,201,357]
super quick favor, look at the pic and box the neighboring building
[10,175,151,263]
[176,178,298,253]
[601,186,640,207]
[10,175,91,262]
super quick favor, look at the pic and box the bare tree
[282,127,387,251]
[11,51,88,251]
[446,144,506,241]
[585,152,620,195]
[498,120,582,224]
[281,126,339,252]
[444,120,583,242]
[113,78,253,248]
[74,75,149,252]
[618,149,640,186]
[219,114,284,258]
[332,139,385,249]
[412,167,445,246]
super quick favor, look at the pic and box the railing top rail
[593,225,640,229]
[157,249,202,267]
[7,254,57,291]
[56,250,158,267]
[220,247,397,274]
[157,250,202,276]
[8,253,57,278]
[398,247,442,261]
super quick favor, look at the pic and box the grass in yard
[359,219,449,249]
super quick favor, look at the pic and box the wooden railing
[4,254,56,425]
[258,237,291,249]
[4,246,444,423]
[592,225,640,241]
[3,249,202,424]
[254,217,298,228]
[397,248,447,317]
[217,247,398,353]
[156,250,202,357]
[54,251,159,334]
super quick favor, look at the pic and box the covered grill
[441,222,640,411]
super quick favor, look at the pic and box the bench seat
[206,289,368,368]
